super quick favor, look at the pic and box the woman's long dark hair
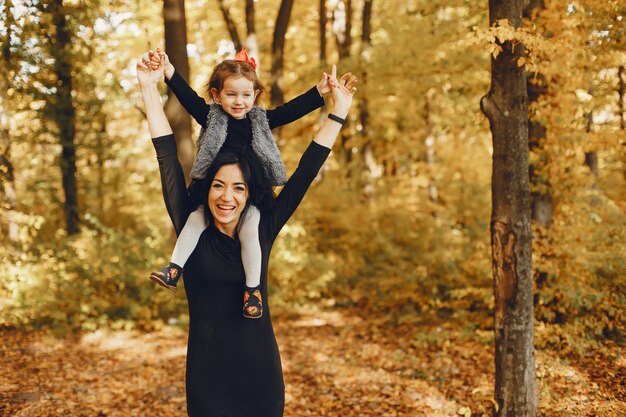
[199,151,275,229]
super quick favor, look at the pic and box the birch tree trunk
[480,0,537,415]
[164,0,193,181]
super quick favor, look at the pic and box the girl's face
[211,75,260,119]
[208,163,249,237]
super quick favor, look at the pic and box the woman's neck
[214,220,237,239]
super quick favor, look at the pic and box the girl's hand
[317,68,353,96]
[149,48,175,79]
[327,64,357,117]
[137,52,164,87]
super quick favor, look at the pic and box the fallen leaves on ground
[1,309,624,416]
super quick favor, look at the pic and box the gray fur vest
[190,103,288,186]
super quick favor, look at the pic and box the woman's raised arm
[137,54,173,137]
[137,55,191,234]
[266,65,357,238]
[313,64,357,149]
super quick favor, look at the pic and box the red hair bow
[234,47,257,70]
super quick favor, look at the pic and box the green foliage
[0,212,187,333]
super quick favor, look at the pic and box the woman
[137,55,356,416]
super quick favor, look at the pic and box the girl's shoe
[243,286,263,319]
[149,262,182,291]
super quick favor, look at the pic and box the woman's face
[208,164,249,237]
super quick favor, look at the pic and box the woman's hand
[316,68,353,96]
[149,48,175,79]
[137,52,164,87]
[327,64,357,118]
[312,65,357,149]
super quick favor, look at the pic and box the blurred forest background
[0,0,624,401]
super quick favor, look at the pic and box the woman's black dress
[153,134,330,417]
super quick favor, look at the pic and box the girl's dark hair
[205,60,264,104]
[200,151,275,228]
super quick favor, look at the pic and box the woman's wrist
[330,106,350,119]
[140,84,162,101]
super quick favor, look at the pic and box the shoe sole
[149,275,177,291]
[243,313,262,319]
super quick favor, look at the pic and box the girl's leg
[150,206,207,291]
[238,206,263,318]
[171,205,207,267]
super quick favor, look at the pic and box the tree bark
[524,1,552,227]
[619,66,624,130]
[617,65,626,179]
[320,0,327,66]
[584,109,599,205]
[0,0,18,242]
[163,0,193,181]
[270,0,295,107]
[245,0,259,68]
[527,73,552,227]
[424,89,439,204]
[217,0,243,51]
[360,0,376,183]
[331,0,353,164]
[51,0,80,235]
[480,0,537,415]
[96,112,107,220]
[332,0,352,59]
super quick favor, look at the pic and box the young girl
[146,48,344,319]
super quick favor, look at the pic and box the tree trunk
[480,0,537,415]
[619,66,624,130]
[424,88,439,204]
[331,0,353,164]
[163,0,193,181]
[245,0,259,69]
[358,0,375,192]
[51,0,80,235]
[527,73,552,227]
[217,0,243,51]
[332,0,352,59]
[0,80,17,242]
[584,110,599,206]
[320,0,327,66]
[96,112,107,220]
[0,0,18,242]
[524,1,551,227]
[270,0,295,107]
[619,66,625,180]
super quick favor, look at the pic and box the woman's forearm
[141,85,173,138]
[313,104,350,149]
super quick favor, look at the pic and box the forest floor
[1,308,624,417]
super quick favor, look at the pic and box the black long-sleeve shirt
[153,134,330,416]
[165,71,325,155]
